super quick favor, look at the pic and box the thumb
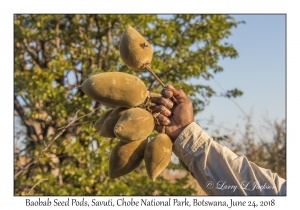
[166,85,189,103]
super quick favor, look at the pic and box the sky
[193,14,286,142]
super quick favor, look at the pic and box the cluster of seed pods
[79,26,173,181]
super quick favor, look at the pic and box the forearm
[172,122,286,196]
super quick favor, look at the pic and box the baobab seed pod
[114,108,155,142]
[119,26,178,104]
[144,133,172,181]
[109,139,147,179]
[80,72,148,108]
[93,109,114,132]
[100,107,128,138]
[119,26,153,70]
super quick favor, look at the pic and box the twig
[144,65,178,104]
[58,120,94,130]
[57,107,100,130]
[144,65,166,87]
[27,178,49,195]
[14,108,100,179]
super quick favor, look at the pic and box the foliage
[14,14,242,195]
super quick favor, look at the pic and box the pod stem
[144,65,166,87]
[144,65,178,105]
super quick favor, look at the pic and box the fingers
[155,124,164,133]
[149,92,162,98]
[150,97,173,109]
[160,88,173,99]
[165,85,189,103]
[154,114,171,126]
[150,105,171,116]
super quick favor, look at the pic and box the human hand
[150,85,194,142]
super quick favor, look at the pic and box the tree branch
[23,38,40,66]
[55,19,61,50]
[104,21,112,69]
[14,95,26,122]
[27,178,49,195]
[14,107,100,179]
[93,15,104,70]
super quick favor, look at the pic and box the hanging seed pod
[80,72,148,108]
[93,109,114,132]
[109,139,147,179]
[100,107,128,138]
[114,107,155,142]
[119,26,178,104]
[144,133,172,181]
[119,26,153,71]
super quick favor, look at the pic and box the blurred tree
[14,14,242,195]
[263,119,286,179]
[237,118,286,179]
[209,115,286,180]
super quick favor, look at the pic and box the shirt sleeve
[172,122,286,196]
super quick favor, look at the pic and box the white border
[2,0,298,209]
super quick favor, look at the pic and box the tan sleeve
[172,122,286,196]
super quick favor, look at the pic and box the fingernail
[165,89,171,96]
[167,101,174,108]
[166,119,171,125]
[167,84,174,89]
[165,109,171,116]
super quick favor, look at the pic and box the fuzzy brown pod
[109,139,147,179]
[114,108,155,142]
[144,133,172,181]
[119,26,153,70]
[119,26,178,105]
[100,107,128,138]
[80,72,148,108]
[93,109,114,132]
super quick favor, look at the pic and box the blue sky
[194,14,286,141]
